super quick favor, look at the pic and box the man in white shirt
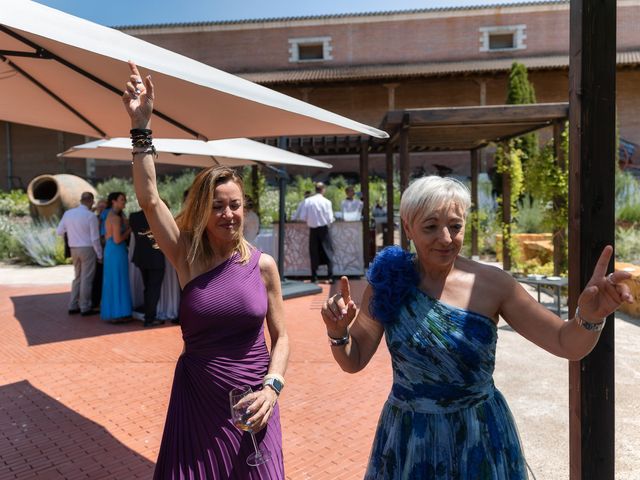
[340,186,363,221]
[56,192,103,316]
[297,182,335,283]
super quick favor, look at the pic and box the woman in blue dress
[101,191,133,323]
[321,176,633,479]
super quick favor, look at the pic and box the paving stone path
[1,268,638,479]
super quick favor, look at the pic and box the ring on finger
[607,273,615,285]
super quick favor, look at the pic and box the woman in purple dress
[122,62,289,479]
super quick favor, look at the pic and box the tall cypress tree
[506,62,539,163]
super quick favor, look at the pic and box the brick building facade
[2,0,639,189]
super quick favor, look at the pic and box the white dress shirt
[56,204,102,259]
[297,194,334,228]
[341,198,363,220]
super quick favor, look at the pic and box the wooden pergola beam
[383,102,569,127]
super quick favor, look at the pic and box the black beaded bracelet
[130,128,152,136]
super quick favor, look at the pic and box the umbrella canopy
[0,1,387,140]
[59,137,333,169]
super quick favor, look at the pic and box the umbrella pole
[264,164,289,278]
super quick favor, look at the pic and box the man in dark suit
[129,210,165,327]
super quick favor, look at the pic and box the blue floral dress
[364,247,528,480]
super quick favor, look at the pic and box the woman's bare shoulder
[258,251,278,275]
[457,256,515,286]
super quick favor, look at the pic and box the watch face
[266,378,283,394]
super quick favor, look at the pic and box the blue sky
[33,0,550,27]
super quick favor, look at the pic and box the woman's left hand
[122,61,154,129]
[245,387,278,433]
[577,245,634,322]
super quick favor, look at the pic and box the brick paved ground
[1,275,639,479]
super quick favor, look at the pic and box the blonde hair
[175,166,252,267]
[399,176,471,227]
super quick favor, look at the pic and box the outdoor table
[514,275,568,315]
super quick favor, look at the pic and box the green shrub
[13,218,67,267]
[0,190,29,217]
[157,169,197,214]
[514,198,548,233]
[96,170,198,216]
[0,215,22,260]
[616,169,640,224]
[615,226,640,264]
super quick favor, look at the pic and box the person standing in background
[243,195,260,244]
[129,209,165,328]
[56,192,102,316]
[290,190,311,221]
[91,198,108,310]
[297,182,335,283]
[340,185,363,221]
[101,192,133,323]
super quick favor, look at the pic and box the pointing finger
[128,60,141,78]
[340,276,351,304]
[591,245,613,281]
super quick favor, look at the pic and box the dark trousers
[140,267,165,321]
[91,259,103,309]
[309,225,333,281]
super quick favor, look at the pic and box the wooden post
[501,143,512,272]
[360,138,371,265]
[385,141,394,246]
[4,122,12,190]
[470,148,480,259]
[399,117,410,250]
[553,120,566,275]
[568,1,617,479]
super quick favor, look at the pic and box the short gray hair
[399,176,471,226]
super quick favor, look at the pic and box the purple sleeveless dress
[154,249,284,479]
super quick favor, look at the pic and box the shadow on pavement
[0,380,154,479]
[10,292,168,346]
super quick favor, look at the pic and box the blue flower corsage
[366,246,419,324]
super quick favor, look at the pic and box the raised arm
[500,245,633,360]
[321,277,384,373]
[122,61,182,269]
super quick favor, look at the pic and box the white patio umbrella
[58,137,333,169]
[0,1,387,140]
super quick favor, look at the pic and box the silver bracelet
[328,331,350,347]
[131,145,158,159]
[575,306,606,332]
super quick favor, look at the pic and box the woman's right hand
[321,276,358,337]
[122,61,154,129]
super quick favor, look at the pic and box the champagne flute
[229,385,271,466]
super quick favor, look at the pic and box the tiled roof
[115,1,568,30]
[237,51,640,85]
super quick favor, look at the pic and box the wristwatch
[575,306,606,332]
[263,377,284,396]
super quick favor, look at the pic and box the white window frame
[288,36,333,63]
[479,25,527,52]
